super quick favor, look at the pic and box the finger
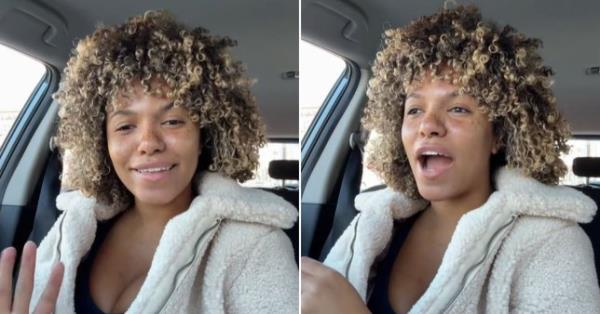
[33,262,64,314]
[13,241,36,313]
[301,257,335,278]
[301,257,346,294]
[301,267,315,293]
[300,256,322,274]
[300,258,329,294]
[0,247,17,312]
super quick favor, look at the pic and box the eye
[115,124,134,132]
[162,119,185,127]
[405,107,422,116]
[449,106,471,114]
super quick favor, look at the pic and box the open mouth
[417,151,453,175]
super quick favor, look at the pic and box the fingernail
[0,247,15,259]
[24,241,36,250]
[53,261,65,272]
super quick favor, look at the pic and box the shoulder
[504,215,591,251]
[496,216,600,309]
[218,220,292,247]
[192,174,298,229]
[209,220,294,263]
[499,215,594,265]
[214,223,298,312]
[206,220,296,290]
[499,216,596,284]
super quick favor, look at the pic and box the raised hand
[301,257,370,314]
[0,241,64,314]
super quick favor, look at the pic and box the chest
[88,223,162,313]
[387,223,451,313]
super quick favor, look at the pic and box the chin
[416,185,458,202]
[134,191,178,206]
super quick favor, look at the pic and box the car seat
[262,159,299,263]
[571,157,600,284]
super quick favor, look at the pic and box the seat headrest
[268,160,298,180]
[573,157,600,177]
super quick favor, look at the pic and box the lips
[132,163,176,173]
[134,165,175,173]
[131,163,177,182]
[415,145,454,178]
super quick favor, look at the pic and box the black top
[367,212,421,314]
[74,214,121,314]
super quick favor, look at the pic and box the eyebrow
[109,102,175,118]
[406,90,460,99]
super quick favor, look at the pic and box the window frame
[0,64,58,202]
[300,59,360,193]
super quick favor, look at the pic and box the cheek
[472,119,495,151]
[106,136,128,168]
[401,121,416,150]
[106,133,118,161]
[167,129,201,157]
[450,119,495,154]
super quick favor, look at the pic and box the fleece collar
[355,166,597,223]
[55,171,298,229]
[49,171,297,313]
[329,166,597,310]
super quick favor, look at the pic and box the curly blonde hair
[363,5,570,199]
[54,10,266,209]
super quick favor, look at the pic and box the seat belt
[319,131,364,260]
[29,149,61,244]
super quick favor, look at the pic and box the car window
[0,44,46,148]
[561,139,600,185]
[361,163,385,191]
[242,142,299,188]
[299,40,346,140]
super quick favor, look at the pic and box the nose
[418,110,446,138]
[137,123,165,155]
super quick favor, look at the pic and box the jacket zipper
[441,215,517,312]
[157,218,222,313]
[344,213,361,278]
[54,212,67,261]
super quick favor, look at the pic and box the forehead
[405,67,466,96]
[406,77,460,98]
[107,80,172,112]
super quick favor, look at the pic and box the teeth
[136,166,172,173]
[421,151,446,157]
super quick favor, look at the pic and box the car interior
[301,0,600,283]
[0,0,299,263]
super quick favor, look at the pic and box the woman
[0,10,297,313]
[301,5,600,313]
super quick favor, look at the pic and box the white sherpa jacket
[324,167,600,313]
[29,171,298,313]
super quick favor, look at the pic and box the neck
[131,187,194,227]
[427,180,493,227]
